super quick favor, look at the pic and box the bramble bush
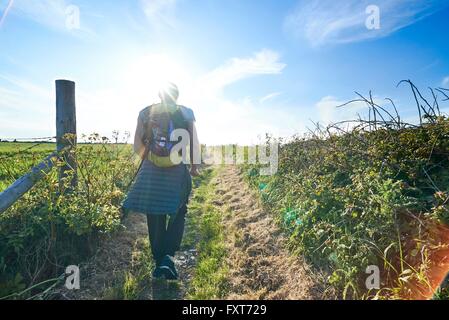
[245,84,449,299]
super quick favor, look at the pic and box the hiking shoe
[161,255,178,280]
[152,266,165,279]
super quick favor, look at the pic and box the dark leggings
[147,204,187,266]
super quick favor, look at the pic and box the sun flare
[123,53,193,104]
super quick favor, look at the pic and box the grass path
[215,166,327,299]
[56,169,213,300]
[56,210,198,300]
[56,165,328,300]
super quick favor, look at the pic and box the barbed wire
[0,136,56,142]
[0,135,136,163]
[0,137,56,161]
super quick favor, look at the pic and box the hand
[190,165,200,177]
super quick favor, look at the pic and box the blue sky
[0,0,449,144]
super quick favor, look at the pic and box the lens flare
[0,0,14,28]
[158,82,179,103]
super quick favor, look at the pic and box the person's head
[158,82,179,105]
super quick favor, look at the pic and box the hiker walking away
[123,83,200,280]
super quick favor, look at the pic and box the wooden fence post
[56,80,77,191]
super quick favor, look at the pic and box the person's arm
[133,116,147,159]
[187,121,200,176]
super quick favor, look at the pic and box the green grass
[98,167,226,300]
[244,117,449,299]
[0,142,55,153]
[0,142,56,191]
[187,167,229,300]
[102,238,154,300]
[0,141,133,191]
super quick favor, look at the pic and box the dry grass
[215,166,334,300]
[55,213,149,299]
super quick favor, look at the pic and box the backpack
[143,103,188,167]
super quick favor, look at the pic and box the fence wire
[1,136,57,141]
[0,136,56,161]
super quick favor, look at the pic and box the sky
[0,0,449,145]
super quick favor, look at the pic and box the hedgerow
[245,83,449,299]
[0,134,137,299]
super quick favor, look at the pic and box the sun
[123,53,191,104]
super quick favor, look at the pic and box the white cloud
[200,49,286,93]
[284,0,448,46]
[182,50,292,144]
[190,95,307,145]
[315,95,373,126]
[5,0,69,30]
[442,76,449,88]
[0,74,52,101]
[1,49,378,144]
[0,49,298,144]
[0,75,54,139]
[0,0,14,28]
[316,96,349,125]
[140,0,177,29]
[0,74,53,118]
[260,92,282,104]
[119,49,291,144]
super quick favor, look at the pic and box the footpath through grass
[101,166,230,300]
[63,166,230,300]
[187,167,229,299]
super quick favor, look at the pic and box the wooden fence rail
[0,153,57,213]
[0,80,77,214]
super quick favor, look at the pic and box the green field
[0,142,56,191]
[0,142,55,152]
[0,142,133,191]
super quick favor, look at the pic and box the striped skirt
[122,160,192,216]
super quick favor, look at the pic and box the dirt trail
[57,213,197,300]
[57,165,328,300]
[214,166,328,300]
